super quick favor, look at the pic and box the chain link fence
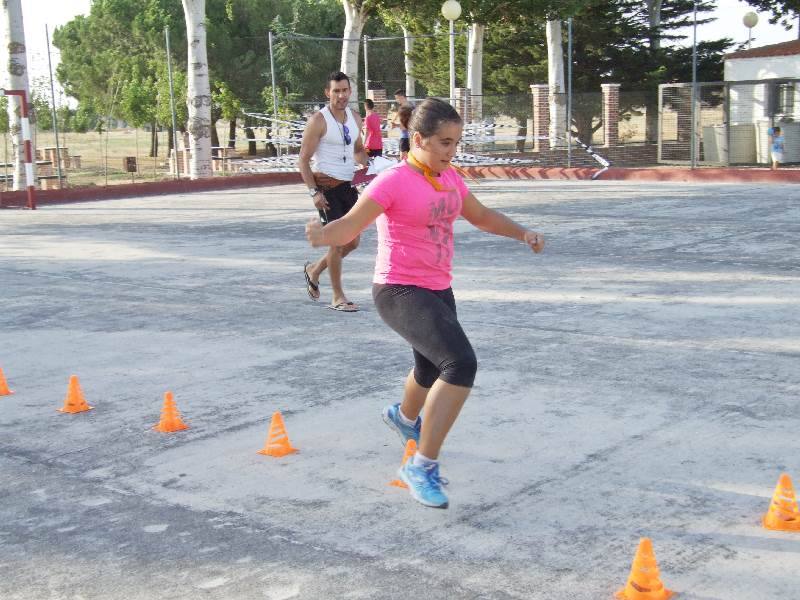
[659,79,799,166]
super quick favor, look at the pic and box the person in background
[391,89,413,160]
[363,99,384,158]
[769,126,784,170]
[299,71,368,312]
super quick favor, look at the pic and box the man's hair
[326,71,351,90]
[394,89,406,98]
[364,98,375,110]
[409,98,462,137]
[774,126,782,134]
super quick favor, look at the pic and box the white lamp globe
[743,12,759,29]
[441,0,462,21]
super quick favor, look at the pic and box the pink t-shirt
[364,112,383,150]
[364,162,469,290]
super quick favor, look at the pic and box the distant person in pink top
[362,99,383,157]
[305,98,545,509]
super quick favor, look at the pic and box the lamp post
[441,0,462,105]
[743,12,758,48]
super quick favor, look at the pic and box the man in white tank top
[299,71,368,312]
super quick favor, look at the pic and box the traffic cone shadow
[153,391,189,433]
[0,367,14,396]
[763,473,800,532]
[58,375,93,414]
[257,411,298,457]
[389,439,417,488]
[616,538,674,600]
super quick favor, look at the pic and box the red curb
[0,171,303,208]
[2,166,798,209]
[461,166,800,183]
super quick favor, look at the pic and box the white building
[724,40,799,164]
[725,39,800,81]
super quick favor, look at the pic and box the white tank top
[312,106,358,181]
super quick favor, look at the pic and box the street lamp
[743,12,759,48]
[441,0,461,105]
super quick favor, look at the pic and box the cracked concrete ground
[1,180,799,599]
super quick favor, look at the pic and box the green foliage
[0,98,9,134]
[155,61,188,128]
[53,0,186,130]
[744,0,800,29]
[260,86,300,120]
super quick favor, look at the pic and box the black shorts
[372,284,477,388]
[318,182,358,225]
[399,138,410,153]
[367,148,383,158]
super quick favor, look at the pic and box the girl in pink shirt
[306,98,545,509]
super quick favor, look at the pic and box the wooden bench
[38,174,65,190]
[0,173,65,189]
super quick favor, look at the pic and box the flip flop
[304,262,320,300]
[328,301,359,312]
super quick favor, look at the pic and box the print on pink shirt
[427,188,461,264]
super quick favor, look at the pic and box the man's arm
[298,113,327,210]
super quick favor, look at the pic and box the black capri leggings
[373,284,477,388]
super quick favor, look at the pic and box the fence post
[530,84,549,152]
[602,83,621,147]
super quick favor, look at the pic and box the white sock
[412,452,437,468]
[398,407,417,426]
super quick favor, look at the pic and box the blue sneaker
[399,461,449,509]
[382,403,421,446]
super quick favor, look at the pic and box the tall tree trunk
[546,20,566,148]
[402,26,415,97]
[245,120,257,156]
[340,1,368,105]
[516,123,527,153]
[3,0,35,190]
[150,122,158,157]
[467,23,485,121]
[227,118,236,148]
[210,117,219,157]
[181,0,212,179]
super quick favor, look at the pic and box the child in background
[769,126,784,170]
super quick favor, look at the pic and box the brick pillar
[602,83,621,147]
[469,93,483,122]
[530,84,549,152]
[454,88,470,122]
[367,89,388,120]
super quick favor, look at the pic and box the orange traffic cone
[389,439,417,488]
[257,411,298,457]
[0,367,14,396]
[153,391,189,432]
[616,538,674,600]
[763,473,800,532]
[58,375,93,413]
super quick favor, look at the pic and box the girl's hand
[306,218,327,247]
[524,230,545,253]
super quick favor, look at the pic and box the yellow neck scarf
[407,151,477,191]
[407,151,448,191]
